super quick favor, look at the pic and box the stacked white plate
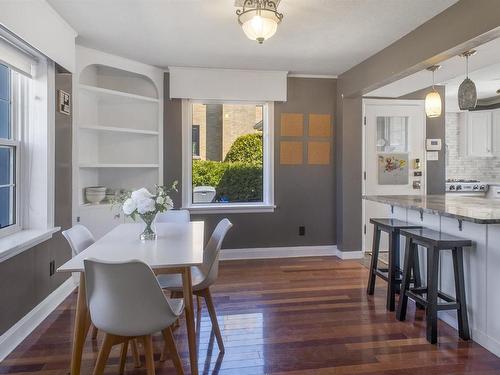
[86,186,106,204]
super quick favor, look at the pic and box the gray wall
[400,86,446,195]
[0,66,73,335]
[336,0,500,252]
[165,75,337,248]
[335,96,362,252]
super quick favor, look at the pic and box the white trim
[0,227,59,263]
[439,310,500,357]
[336,250,364,260]
[220,245,338,260]
[219,245,364,261]
[182,100,275,212]
[0,277,75,362]
[185,204,276,214]
[287,74,338,79]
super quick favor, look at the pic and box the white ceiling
[47,0,457,75]
[367,37,500,112]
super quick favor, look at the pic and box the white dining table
[58,222,205,375]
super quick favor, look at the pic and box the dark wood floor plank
[2,256,499,374]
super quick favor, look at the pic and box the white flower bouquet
[113,182,177,240]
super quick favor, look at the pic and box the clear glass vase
[140,212,157,241]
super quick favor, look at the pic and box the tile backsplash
[446,112,500,181]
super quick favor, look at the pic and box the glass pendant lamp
[458,50,477,110]
[425,65,442,118]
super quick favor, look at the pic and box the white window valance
[0,31,38,77]
[169,67,287,102]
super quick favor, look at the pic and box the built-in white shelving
[79,84,160,103]
[75,52,163,219]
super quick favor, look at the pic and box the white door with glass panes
[362,99,426,253]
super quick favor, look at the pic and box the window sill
[184,204,276,214]
[0,227,60,263]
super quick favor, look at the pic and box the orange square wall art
[307,141,330,165]
[281,113,304,137]
[280,141,303,165]
[308,114,331,137]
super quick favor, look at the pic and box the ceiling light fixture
[425,65,442,118]
[458,50,477,110]
[236,0,283,44]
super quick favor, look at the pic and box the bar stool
[396,228,472,344]
[367,218,422,311]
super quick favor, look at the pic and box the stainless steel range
[445,179,489,196]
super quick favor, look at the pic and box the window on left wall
[0,29,56,246]
[0,64,21,236]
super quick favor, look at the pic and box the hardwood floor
[2,256,500,374]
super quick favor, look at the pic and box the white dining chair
[156,209,190,223]
[157,218,233,353]
[62,224,95,257]
[84,259,185,375]
[62,225,101,339]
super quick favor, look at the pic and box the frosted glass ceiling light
[458,50,477,110]
[237,0,283,44]
[425,65,442,118]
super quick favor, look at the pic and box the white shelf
[79,125,159,135]
[79,163,159,168]
[79,84,159,103]
[80,202,113,208]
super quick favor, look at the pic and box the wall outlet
[299,226,305,236]
[49,260,55,276]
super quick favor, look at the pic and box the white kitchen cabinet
[467,111,493,157]
[460,110,500,157]
[493,110,500,156]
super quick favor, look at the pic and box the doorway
[362,99,426,254]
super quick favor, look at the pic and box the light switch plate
[427,151,439,161]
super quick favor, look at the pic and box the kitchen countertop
[363,195,500,224]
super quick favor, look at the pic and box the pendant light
[236,0,284,44]
[458,50,477,110]
[425,65,442,118]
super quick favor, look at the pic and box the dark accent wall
[0,65,72,335]
[335,96,362,252]
[164,74,337,248]
[336,0,500,252]
[400,86,446,195]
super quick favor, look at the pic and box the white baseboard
[336,250,364,260]
[220,245,364,260]
[220,245,338,260]
[0,277,76,362]
[439,311,500,357]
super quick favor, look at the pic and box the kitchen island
[364,194,500,356]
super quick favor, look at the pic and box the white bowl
[86,186,106,192]
[86,189,106,204]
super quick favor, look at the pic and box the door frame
[361,98,426,253]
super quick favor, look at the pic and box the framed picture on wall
[57,89,71,115]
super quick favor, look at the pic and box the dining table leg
[70,273,91,375]
[182,267,198,375]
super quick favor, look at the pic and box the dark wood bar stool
[367,218,422,311]
[396,228,472,344]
